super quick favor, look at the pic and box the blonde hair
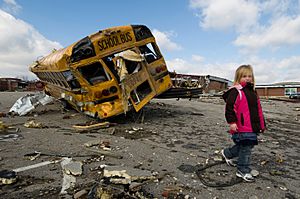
[233,65,255,86]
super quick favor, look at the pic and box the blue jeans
[224,144,254,173]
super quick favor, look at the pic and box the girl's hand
[229,123,238,132]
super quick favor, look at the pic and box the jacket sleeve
[224,89,239,124]
[257,96,266,130]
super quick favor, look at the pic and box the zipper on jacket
[241,113,244,126]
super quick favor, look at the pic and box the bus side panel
[144,60,173,96]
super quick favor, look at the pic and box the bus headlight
[109,86,118,93]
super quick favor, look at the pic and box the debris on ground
[60,157,77,195]
[0,170,17,185]
[9,92,54,116]
[103,165,156,184]
[73,121,111,132]
[63,161,83,176]
[24,120,44,128]
[0,133,23,142]
[0,120,10,133]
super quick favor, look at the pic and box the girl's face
[240,73,253,84]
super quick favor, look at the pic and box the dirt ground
[0,91,299,199]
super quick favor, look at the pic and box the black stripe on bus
[94,95,119,105]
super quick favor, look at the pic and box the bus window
[62,71,81,89]
[139,43,161,63]
[78,62,111,85]
[124,60,142,74]
[103,49,143,80]
[103,56,119,79]
[53,72,65,87]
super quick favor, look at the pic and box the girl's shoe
[236,170,255,182]
[221,149,236,167]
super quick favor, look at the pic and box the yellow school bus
[30,25,172,119]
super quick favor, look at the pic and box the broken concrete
[103,166,156,184]
[60,158,76,194]
[63,161,83,176]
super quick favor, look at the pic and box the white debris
[9,92,53,116]
[60,158,76,194]
[103,166,155,184]
[63,161,83,176]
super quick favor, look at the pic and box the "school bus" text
[97,32,132,51]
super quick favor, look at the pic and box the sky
[1,0,300,84]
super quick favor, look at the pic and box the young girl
[221,65,265,182]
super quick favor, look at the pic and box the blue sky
[1,0,300,84]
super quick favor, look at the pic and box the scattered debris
[13,160,61,173]
[0,170,17,185]
[279,186,288,191]
[9,92,54,116]
[0,121,8,132]
[63,161,83,176]
[24,120,44,128]
[60,158,76,194]
[103,165,156,184]
[0,133,23,142]
[84,140,111,151]
[73,121,110,131]
[24,151,41,161]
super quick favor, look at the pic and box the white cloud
[0,9,62,79]
[190,0,300,53]
[192,54,205,62]
[152,29,182,51]
[166,55,300,84]
[1,0,21,14]
[166,56,237,81]
[234,16,300,51]
[190,0,259,32]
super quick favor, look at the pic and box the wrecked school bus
[30,25,172,119]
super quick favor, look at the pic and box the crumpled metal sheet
[9,92,54,116]
[119,49,144,62]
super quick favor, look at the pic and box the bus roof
[30,25,153,72]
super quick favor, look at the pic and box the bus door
[114,50,156,112]
[138,43,172,95]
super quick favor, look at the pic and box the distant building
[0,78,27,91]
[170,73,231,93]
[0,78,43,92]
[256,82,300,97]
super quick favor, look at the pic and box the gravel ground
[0,91,299,199]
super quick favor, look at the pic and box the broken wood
[73,122,110,131]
